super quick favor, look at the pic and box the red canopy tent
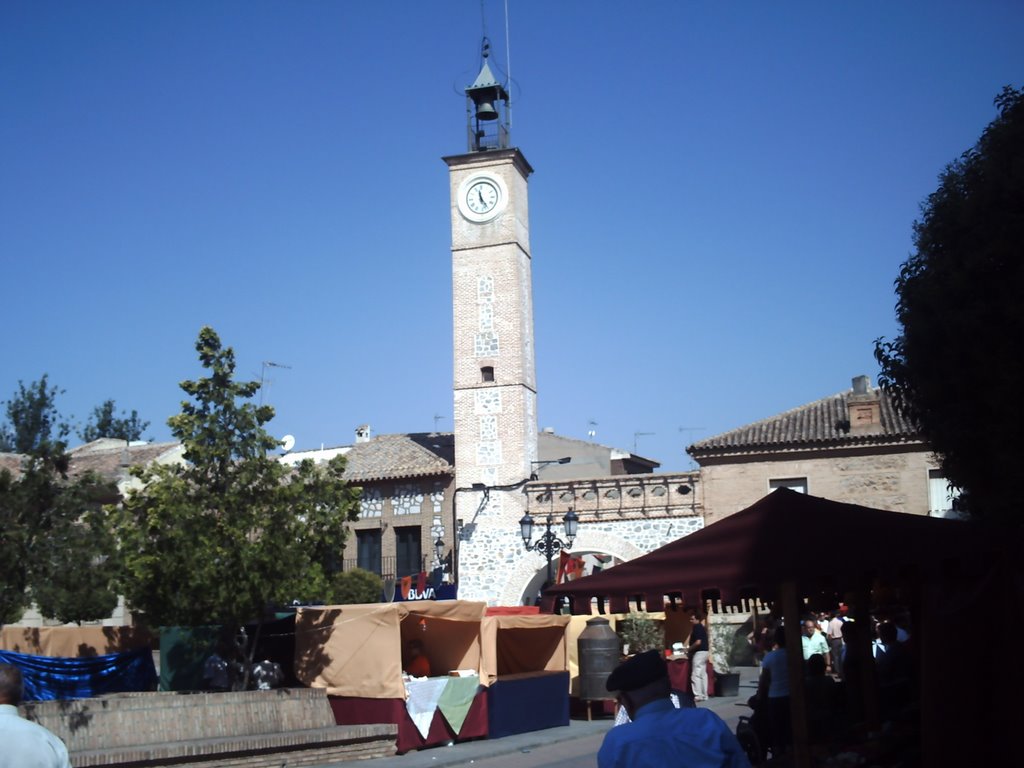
[545,488,979,612]
[545,488,1014,767]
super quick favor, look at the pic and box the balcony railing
[342,556,428,580]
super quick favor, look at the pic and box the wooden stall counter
[329,674,488,754]
[667,656,716,698]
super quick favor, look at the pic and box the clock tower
[444,41,538,604]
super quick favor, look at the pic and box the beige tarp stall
[294,601,487,699]
[479,614,570,684]
[0,626,153,657]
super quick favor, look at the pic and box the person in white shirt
[801,618,832,672]
[0,663,71,768]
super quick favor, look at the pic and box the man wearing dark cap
[598,650,750,768]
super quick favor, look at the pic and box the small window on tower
[481,366,495,382]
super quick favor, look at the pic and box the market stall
[0,625,156,700]
[479,612,571,737]
[545,488,1002,768]
[294,600,489,754]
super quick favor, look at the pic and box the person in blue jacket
[598,650,750,768]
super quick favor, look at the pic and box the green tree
[80,400,150,443]
[0,375,69,454]
[875,86,1024,527]
[112,327,360,676]
[327,568,383,605]
[0,448,119,625]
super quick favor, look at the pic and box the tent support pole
[853,582,881,732]
[781,580,811,768]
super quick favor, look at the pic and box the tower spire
[465,37,510,152]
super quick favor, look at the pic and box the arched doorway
[518,550,620,606]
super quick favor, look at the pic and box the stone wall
[457,471,703,605]
[21,688,395,768]
[700,447,939,523]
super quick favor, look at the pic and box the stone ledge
[69,725,397,768]
[23,688,397,767]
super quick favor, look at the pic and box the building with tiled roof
[0,439,184,490]
[687,375,956,522]
[280,426,700,594]
[65,439,185,494]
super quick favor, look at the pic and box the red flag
[555,551,571,583]
[416,571,426,593]
[565,556,585,581]
[400,576,412,599]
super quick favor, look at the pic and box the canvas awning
[294,600,486,699]
[545,488,983,611]
[479,613,570,683]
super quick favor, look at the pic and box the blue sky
[2,1,1021,471]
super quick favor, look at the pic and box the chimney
[355,424,372,443]
[847,375,882,434]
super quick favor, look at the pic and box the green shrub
[326,568,382,605]
[618,613,664,654]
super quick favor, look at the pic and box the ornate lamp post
[519,508,579,588]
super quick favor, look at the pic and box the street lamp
[434,536,446,565]
[529,456,571,479]
[519,508,579,588]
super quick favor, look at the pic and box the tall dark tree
[0,376,118,624]
[0,447,119,625]
[80,400,150,443]
[112,327,359,676]
[0,375,69,454]
[875,86,1024,527]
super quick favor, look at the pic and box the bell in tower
[465,37,510,152]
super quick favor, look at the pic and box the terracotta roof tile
[688,385,921,458]
[342,433,454,483]
[66,440,183,482]
[0,452,23,478]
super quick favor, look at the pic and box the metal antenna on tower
[433,414,446,431]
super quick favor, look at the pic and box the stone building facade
[688,375,956,522]
[283,431,455,582]
[285,428,703,606]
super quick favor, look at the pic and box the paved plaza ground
[310,666,760,768]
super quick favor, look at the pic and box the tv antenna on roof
[633,431,655,453]
[259,360,292,406]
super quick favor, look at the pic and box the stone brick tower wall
[444,148,538,605]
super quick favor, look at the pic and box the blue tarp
[0,647,157,701]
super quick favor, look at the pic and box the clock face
[456,172,507,222]
[466,180,499,214]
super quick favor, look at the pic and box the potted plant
[617,613,664,656]
[709,620,741,696]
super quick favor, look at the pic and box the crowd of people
[748,605,916,761]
